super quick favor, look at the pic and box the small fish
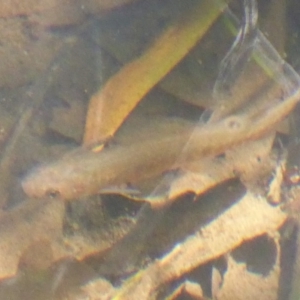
[22,88,300,201]
[22,116,247,200]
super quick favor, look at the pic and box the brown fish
[22,88,300,201]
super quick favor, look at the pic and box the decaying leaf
[0,18,62,89]
[0,199,65,278]
[150,134,275,206]
[83,0,230,145]
[216,251,280,300]
[111,192,287,299]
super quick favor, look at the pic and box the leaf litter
[0,0,299,299]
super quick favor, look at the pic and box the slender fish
[22,88,300,201]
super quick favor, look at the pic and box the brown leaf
[112,193,286,299]
[216,253,280,300]
[83,0,229,145]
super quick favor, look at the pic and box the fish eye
[45,189,61,199]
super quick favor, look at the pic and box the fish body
[22,116,247,200]
[22,88,300,201]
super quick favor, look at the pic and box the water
[0,0,299,299]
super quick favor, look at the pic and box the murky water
[0,0,299,299]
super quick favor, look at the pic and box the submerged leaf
[112,193,286,299]
[83,0,229,145]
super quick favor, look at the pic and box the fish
[21,116,245,200]
[22,88,300,201]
